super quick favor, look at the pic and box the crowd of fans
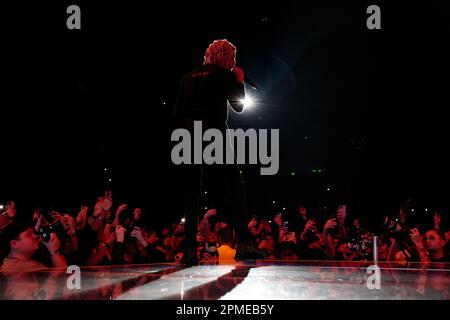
[0,192,449,273]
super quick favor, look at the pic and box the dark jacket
[174,63,245,130]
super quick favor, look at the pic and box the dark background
[2,1,449,228]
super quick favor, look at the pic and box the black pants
[178,162,251,248]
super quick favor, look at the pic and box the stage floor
[1,260,449,300]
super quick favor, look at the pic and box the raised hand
[76,206,88,229]
[324,218,337,233]
[248,217,258,230]
[34,214,45,233]
[51,211,64,223]
[100,190,113,212]
[410,228,424,247]
[116,225,127,243]
[304,220,316,233]
[204,208,217,219]
[130,227,148,247]
[32,209,40,221]
[63,214,76,236]
[44,233,62,254]
[115,203,128,217]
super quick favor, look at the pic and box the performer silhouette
[173,39,265,266]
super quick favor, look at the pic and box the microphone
[244,76,259,91]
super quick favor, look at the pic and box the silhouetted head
[204,39,237,70]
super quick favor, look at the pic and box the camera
[380,216,402,233]
[37,220,63,242]
[380,216,416,258]
[34,206,64,242]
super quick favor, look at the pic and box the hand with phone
[131,227,148,248]
[303,219,316,234]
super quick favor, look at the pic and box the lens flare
[240,96,255,109]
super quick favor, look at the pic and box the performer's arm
[174,76,188,117]
[228,66,245,113]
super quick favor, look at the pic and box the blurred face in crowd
[161,227,171,237]
[433,212,441,225]
[197,231,205,243]
[266,235,275,249]
[353,218,360,229]
[280,248,298,260]
[299,205,307,217]
[215,221,227,232]
[10,228,40,256]
[174,252,184,264]
[207,232,217,243]
[395,250,408,265]
[378,242,389,257]
[258,239,268,250]
[163,236,173,249]
[249,226,258,236]
[424,230,445,252]
[337,205,347,216]
[146,231,159,244]
[133,208,142,221]
[338,243,352,255]
[260,220,271,231]
[123,216,132,227]
[174,223,184,235]
[258,235,275,253]
[274,213,282,226]
[399,207,407,224]
[362,232,374,242]
[5,201,17,218]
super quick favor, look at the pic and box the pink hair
[203,39,237,70]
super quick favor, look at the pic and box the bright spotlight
[240,96,255,109]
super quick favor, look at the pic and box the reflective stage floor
[1,260,449,300]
